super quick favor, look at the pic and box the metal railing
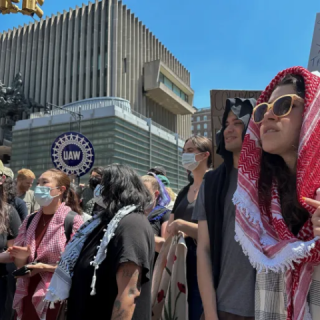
[30,97,131,119]
[28,97,186,141]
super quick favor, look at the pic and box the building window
[197,116,200,121]
[197,124,201,130]
[164,76,173,90]
[159,72,189,102]
[204,123,207,129]
[204,115,207,121]
[123,58,127,73]
[173,84,180,96]
[204,131,208,137]
[98,54,101,71]
[191,125,194,131]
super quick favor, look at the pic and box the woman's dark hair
[3,176,16,204]
[70,183,83,201]
[184,136,213,168]
[100,164,152,220]
[276,74,305,99]
[90,166,104,176]
[258,74,308,235]
[46,169,82,215]
[0,184,9,234]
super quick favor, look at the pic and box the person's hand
[8,245,31,260]
[303,197,320,237]
[79,183,85,188]
[166,219,183,236]
[26,263,57,273]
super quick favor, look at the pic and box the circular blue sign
[51,132,95,177]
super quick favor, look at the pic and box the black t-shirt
[67,212,154,320]
[148,206,171,237]
[173,192,196,223]
[0,205,21,276]
[12,197,28,222]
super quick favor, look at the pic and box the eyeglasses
[253,94,304,124]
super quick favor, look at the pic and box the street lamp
[45,102,83,133]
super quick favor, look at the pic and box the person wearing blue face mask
[92,183,107,212]
[166,135,213,320]
[8,169,84,320]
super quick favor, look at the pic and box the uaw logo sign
[51,132,95,177]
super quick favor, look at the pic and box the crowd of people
[0,65,319,320]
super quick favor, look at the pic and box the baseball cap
[157,175,170,187]
[0,160,14,179]
[148,166,167,176]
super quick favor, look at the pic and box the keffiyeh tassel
[45,205,137,304]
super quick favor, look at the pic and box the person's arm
[165,213,174,239]
[166,219,198,239]
[0,252,13,264]
[9,246,31,268]
[154,236,165,253]
[197,220,218,320]
[161,221,168,238]
[0,238,15,264]
[6,206,24,267]
[153,221,168,252]
[25,263,57,275]
[111,262,142,320]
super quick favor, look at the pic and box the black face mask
[89,176,101,190]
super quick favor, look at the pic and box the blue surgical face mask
[34,186,60,207]
[93,184,106,209]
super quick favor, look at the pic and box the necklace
[42,215,50,227]
[191,185,200,193]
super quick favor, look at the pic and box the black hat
[148,166,167,176]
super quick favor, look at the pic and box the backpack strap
[64,211,77,243]
[26,210,77,243]
[26,212,39,230]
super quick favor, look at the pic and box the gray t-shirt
[192,167,255,317]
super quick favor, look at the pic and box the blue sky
[1,0,319,108]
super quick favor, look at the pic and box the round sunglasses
[253,94,304,124]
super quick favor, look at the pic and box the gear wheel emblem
[51,132,95,177]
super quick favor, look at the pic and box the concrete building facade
[0,0,194,139]
[210,89,261,168]
[11,97,188,192]
[191,108,211,138]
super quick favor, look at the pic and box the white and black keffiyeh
[45,205,137,304]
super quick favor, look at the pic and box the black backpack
[26,211,77,243]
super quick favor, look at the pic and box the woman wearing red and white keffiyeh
[233,66,320,320]
[8,169,83,320]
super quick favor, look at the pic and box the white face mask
[181,153,203,171]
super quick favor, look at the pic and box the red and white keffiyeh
[13,202,83,320]
[234,66,320,320]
